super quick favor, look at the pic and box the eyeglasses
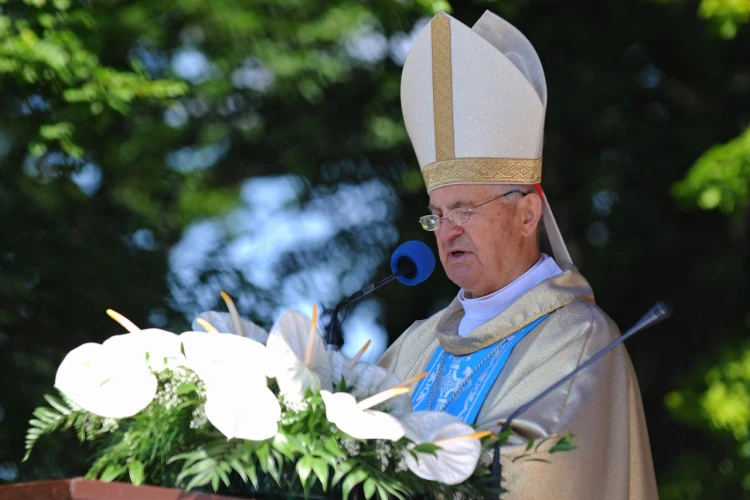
[419,190,529,231]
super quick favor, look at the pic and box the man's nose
[436,218,462,243]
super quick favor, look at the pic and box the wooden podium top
[0,478,250,500]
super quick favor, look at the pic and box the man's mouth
[448,250,469,258]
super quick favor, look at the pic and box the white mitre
[401,10,573,266]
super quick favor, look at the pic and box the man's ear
[519,192,543,237]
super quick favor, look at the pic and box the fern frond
[23,394,81,461]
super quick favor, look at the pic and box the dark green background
[1,0,749,497]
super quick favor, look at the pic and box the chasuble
[379,265,658,499]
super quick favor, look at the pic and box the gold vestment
[378,265,658,499]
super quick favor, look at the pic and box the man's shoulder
[392,306,446,342]
[551,298,620,343]
[377,306,446,370]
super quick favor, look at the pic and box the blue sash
[411,315,548,424]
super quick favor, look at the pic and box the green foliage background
[0,0,749,497]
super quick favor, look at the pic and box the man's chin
[445,268,479,291]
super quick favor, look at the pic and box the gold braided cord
[431,14,454,162]
[422,158,542,192]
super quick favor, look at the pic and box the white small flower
[190,405,208,429]
[341,437,361,456]
[266,307,332,402]
[375,440,391,472]
[55,343,157,419]
[320,389,405,441]
[400,412,489,485]
[204,380,281,441]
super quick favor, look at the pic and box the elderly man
[378,11,657,499]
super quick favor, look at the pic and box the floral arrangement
[24,292,574,499]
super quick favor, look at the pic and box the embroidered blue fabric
[411,315,549,424]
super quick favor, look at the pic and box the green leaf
[342,467,369,499]
[100,464,127,482]
[549,433,577,454]
[363,477,377,499]
[311,457,329,491]
[256,444,270,473]
[412,442,441,455]
[324,435,345,458]
[128,460,145,486]
[177,382,198,395]
[525,439,535,451]
[376,483,390,500]
[296,455,313,485]
[228,458,248,483]
[44,395,71,415]
[331,458,356,486]
[272,434,295,459]
[246,462,259,489]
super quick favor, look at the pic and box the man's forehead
[428,184,499,209]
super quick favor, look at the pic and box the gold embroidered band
[422,158,543,192]
[431,14,454,162]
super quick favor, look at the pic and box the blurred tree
[0,0,749,498]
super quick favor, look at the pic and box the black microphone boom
[324,241,434,348]
[490,302,672,486]
[325,259,416,347]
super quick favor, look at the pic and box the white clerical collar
[457,253,563,337]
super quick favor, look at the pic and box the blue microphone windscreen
[390,240,436,286]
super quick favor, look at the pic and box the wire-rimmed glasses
[418,190,528,231]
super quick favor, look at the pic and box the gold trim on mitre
[422,157,542,192]
[431,13,454,162]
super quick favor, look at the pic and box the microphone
[325,241,436,348]
[490,302,672,486]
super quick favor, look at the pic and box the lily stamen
[357,387,410,411]
[105,309,140,333]
[304,304,319,367]
[433,430,492,447]
[348,339,372,369]
[220,291,245,337]
[196,318,219,333]
[392,372,428,389]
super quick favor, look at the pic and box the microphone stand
[325,273,402,348]
[490,302,671,489]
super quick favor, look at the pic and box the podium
[0,478,250,500]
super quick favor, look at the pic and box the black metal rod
[490,302,671,488]
[326,272,401,346]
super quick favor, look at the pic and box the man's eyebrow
[427,200,472,212]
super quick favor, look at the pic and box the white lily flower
[320,389,407,441]
[328,350,353,389]
[400,412,490,485]
[192,291,269,344]
[204,378,281,441]
[102,328,185,372]
[328,339,373,390]
[192,311,269,343]
[350,364,414,417]
[266,306,332,402]
[179,330,270,385]
[55,343,157,419]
